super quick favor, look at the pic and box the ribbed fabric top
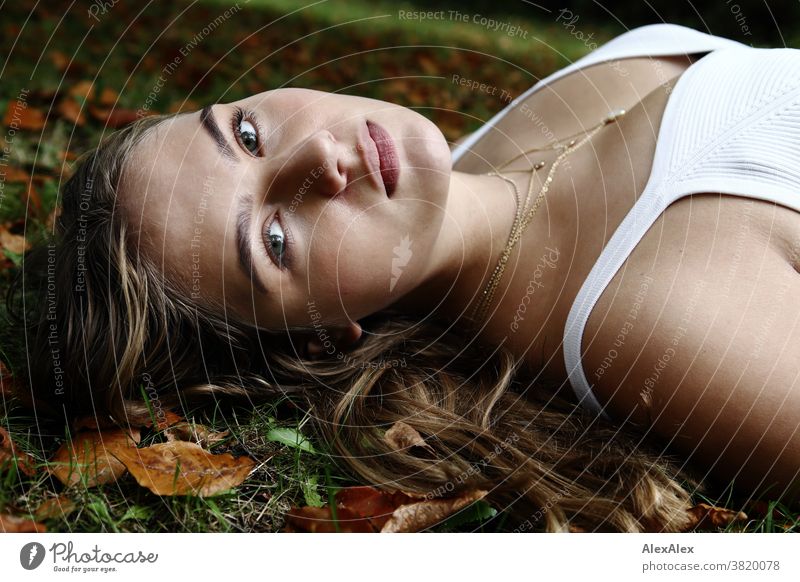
[565,44,800,417]
[451,24,800,418]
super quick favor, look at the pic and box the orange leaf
[141,409,184,431]
[0,513,47,533]
[384,420,434,454]
[285,505,376,533]
[2,166,30,183]
[48,50,70,73]
[97,87,119,107]
[34,495,77,521]
[686,503,748,530]
[23,183,43,217]
[113,440,255,497]
[285,485,487,533]
[57,98,85,126]
[380,489,488,532]
[3,100,46,131]
[0,426,37,477]
[68,80,95,102]
[87,104,142,128]
[49,428,140,487]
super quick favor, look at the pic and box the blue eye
[264,216,287,267]
[233,107,261,155]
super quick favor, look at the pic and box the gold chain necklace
[468,108,627,325]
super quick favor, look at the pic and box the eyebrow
[236,193,268,295]
[200,105,239,163]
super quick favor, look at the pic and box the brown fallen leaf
[685,502,748,530]
[380,489,488,533]
[113,440,255,497]
[23,183,43,218]
[164,421,230,448]
[49,428,140,487]
[2,166,30,183]
[68,80,95,102]
[0,426,37,477]
[285,485,487,533]
[0,224,31,255]
[34,495,77,521]
[48,50,70,73]
[57,98,86,126]
[3,100,46,131]
[0,513,47,533]
[87,105,142,128]
[285,505,375,533]
[141,409,184,432]
[97,87,119,107]
[384,420,434,454]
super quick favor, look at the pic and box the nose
[280,130,347,199]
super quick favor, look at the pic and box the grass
[0,0,794,532]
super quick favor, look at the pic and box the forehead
[119,112,251,314]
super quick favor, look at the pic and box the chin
[401,115,452,197]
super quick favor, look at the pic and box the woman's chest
[460,55,800,385]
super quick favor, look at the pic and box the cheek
[303,210,389,316]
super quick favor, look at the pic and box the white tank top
[450,23,800,418]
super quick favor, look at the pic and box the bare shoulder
[582,192,800,498]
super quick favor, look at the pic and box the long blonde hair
[8,112,700,532]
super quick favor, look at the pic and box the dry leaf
[49,428,140,487]
[97,87,119,107]
[381,489,488,533]
[0,426,37,477]
[285,484,487,533]
[686,503,748,530]
[34,496,77,521]
[57,98,86,126]
[2,166,30,183]
[87,105,141,128]
[384,420,434,454]
[67,80,95,101]
[48,50,70,73]
[0,224,31,254]
[23,183,43,217]
[3,100,46,131]
[164,421,230,448]
[141,409,184,431]
[0,513,47,533]
[113,440,255,497]
[285,505,375,533]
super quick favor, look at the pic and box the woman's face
[121,88,453,331]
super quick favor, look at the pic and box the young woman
[11,23,800,531]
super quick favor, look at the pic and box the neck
[389,167,552,327]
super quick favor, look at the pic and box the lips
[366,120,399,197]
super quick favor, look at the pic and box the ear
[303,321,363,360]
